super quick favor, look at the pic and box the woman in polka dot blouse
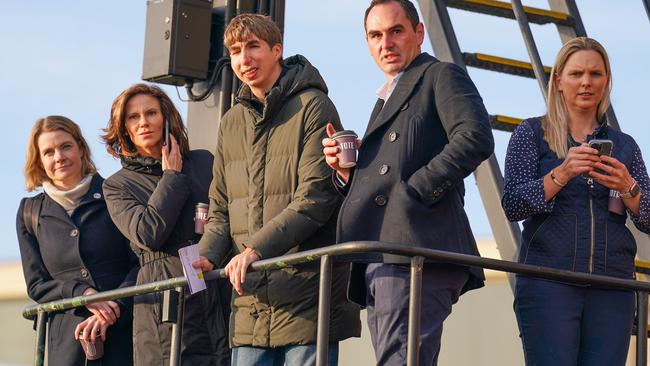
[502,37,650,366]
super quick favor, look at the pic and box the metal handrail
[22,241,650,366]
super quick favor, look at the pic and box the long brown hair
[544,37,612,158]
[24,116,97,192]
[102,83,189,158]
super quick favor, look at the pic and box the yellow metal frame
[462,0,569,21]
[494,115,523,126]
[475,53,552,74]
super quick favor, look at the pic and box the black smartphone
[588,139,613,157]
[588,139,613,176]
[164,119,170,147]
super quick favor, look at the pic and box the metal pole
[644,0,650,22]
[316,255,333,366]
[407,256,425,366]
[637,291,648,366]
[510,0,549,100]
[33,311,46,366]
[418,0,522,291]
[169,287,186,366]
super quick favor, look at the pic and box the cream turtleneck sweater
[42,175,93,216]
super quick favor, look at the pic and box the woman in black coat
[16,115,138,366]
[101,83,230,366]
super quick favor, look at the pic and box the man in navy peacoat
[323,1,494,365]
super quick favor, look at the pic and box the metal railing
[23,241,650,366]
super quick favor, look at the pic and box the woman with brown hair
[17,115,137,366]
[502,37,650,365]
[102,83,229,366]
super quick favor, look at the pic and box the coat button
[80,268,89,278]
[374,195,387,206]
[400,102,409,111]
[388,131,398,142]
[379,164,389,175]
[70,229,79,237]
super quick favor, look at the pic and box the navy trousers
[514,276,635,366]
[365,263,469,366]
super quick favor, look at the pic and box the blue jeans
[515,276,635,366]
[231,343,339,366]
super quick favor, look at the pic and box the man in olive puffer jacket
[194,13,360,365]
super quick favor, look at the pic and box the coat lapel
[362,53,437,141]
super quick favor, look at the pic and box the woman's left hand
[162,134,183,172]
[590,155,635,192]
[74,314,111,342]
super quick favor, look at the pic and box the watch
[619,179,640,199]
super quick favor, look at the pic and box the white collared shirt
[376,72,404,102]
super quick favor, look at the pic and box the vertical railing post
[33,311,46,366]
[316,255,333,366]
[169,287,186,366]
[637,290,648,366]
[407,256,425,366]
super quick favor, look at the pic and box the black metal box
[142,0,213,86]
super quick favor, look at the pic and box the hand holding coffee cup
[323,123,360,183]
[331,130,359,168]
[74,316,106,360]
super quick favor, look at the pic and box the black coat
[16,174,138,366]
[337,53,494,301]
[103,150,230,366]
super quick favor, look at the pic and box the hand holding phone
[588,139,613,157]
[164,119,170,148]
[588,139,613,176]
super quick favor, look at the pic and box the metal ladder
[417,0,650,288]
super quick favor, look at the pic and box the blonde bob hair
[24,116,97,192]
[543,37,612,158]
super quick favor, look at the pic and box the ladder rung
[464,52,552,79]
[490,114,523,132]
[446,0,573,26]
[636,259,650,275]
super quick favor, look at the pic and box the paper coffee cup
[331,130,358,168]
[79,330,104,360]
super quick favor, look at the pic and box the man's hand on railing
[224,247,261,296]
[82,288,120,325]
[74,314,110,342]
[192,256,215,272]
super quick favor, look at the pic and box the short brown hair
[365,0,420,31]
[24,116,97,192]
[103,83,189,158]
[224,13,283,51]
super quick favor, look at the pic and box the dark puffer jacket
[103,150,230,366]
[199,55,361,347]
[503,117,650,278]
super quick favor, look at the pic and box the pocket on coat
[523,214,578,271]
[605,219,636,278]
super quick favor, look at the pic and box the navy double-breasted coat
[337,53,495,302]
[16,174,138,366]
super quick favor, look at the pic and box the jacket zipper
[588,178,595,273]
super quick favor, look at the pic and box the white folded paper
[178,244,207,294]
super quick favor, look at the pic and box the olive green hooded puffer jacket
[199,54,360,348]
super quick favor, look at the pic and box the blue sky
[1,1,648,261]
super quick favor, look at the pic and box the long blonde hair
[543,37,612,158]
